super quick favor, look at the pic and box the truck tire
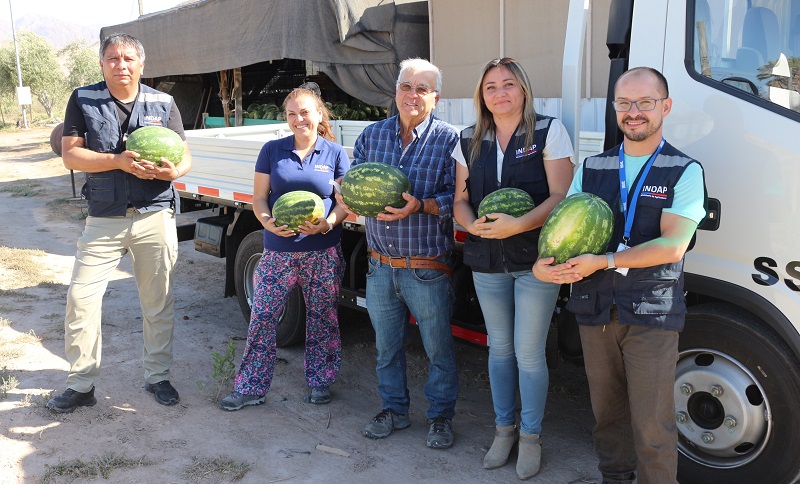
[676,303,800,484]
[233,230,307,347]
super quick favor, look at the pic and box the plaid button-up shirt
[352,114,458,258]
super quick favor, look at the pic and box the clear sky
[1,0,188,28]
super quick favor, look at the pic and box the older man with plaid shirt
[338,58,460,449]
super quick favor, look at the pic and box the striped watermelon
[340,162,411,217]
[538,192,614,264]
[126,126,184,167]
[478,187,535,221]
[272,190,325,231]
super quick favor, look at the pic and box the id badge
[615,242,630,276]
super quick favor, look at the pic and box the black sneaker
[426,416,454,449]
[47,387,97,413]
[145,380,179,406]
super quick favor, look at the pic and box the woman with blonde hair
[453,58,574,479]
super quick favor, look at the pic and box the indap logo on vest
[143,115,164,126]
[640,185,668,199]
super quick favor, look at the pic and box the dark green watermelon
[477,187,535,221]
[340,162,411,217]
[272,191,325,231]
[538,192,614,264]
[126,126,184,167]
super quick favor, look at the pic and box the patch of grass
[47,198,89,221]
[0,329,42,363]
[0,345,24,362]
[41,452,154,483]
[0,317,10,327]
[0,246,55,288]
[0,367,19,400]
[197,340,237,403]
[15,329,42,345]
[183,456,250,482]
[0,179,45,197]
[0,289,37,300]
[22,390,54,408]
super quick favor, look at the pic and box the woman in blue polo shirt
[220,87,350,410]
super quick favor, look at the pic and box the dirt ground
[0,127,599,483]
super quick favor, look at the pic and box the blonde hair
[282,88,336,142]
[469,58,537,165]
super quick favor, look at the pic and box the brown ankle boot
[483,424,518,469]
[516,432,542,479]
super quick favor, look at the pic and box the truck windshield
[692,0,800,113]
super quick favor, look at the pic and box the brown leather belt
[370,250,452,277]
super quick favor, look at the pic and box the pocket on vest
[565,279,599,315]
[84,174,115,201]
[462,235,490,271]
[633,296,685,315]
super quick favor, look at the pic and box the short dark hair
[99,33,145,62]
[616,66,669,98]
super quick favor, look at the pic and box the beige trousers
[64,208,178,392]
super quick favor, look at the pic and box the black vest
[461,116,553,273]
[566,141,703,331]
[76,81,177,217]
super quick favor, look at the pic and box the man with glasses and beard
[534,67,707,484]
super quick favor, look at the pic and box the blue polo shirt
[255,135,350,252]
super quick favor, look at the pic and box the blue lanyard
[618,138,665,244]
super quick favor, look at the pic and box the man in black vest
[48,33,192,413]
[534,67,706,483]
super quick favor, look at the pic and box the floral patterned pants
[234,244,345,396]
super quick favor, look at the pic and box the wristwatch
[605,252,616,271]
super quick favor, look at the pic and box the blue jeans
[472,270,559,435]
[365,257,458,420]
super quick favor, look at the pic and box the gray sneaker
[219,391,265,411]
[304,386,331,404]
[363,409,411,439]
[426,416,454,449]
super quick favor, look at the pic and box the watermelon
[272,190,325,231]
[478,187,535,221]
[538,192,614,264]
[340,162,411,217]
[126,126,184,167]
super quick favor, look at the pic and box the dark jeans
[579,308,679,484]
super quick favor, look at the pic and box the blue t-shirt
[569,153,706,224]
[255,135,350,252]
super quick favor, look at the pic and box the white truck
[174,0,800,482]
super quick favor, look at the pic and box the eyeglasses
[612,98,666,112]
[397,82,436,96]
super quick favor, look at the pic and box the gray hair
[397,58,442,93]
[99,33,146,62]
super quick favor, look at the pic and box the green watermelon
[272,191,325,231]
[340,162,411,217]
[538,192,614,264]
[478,187,535,221]
[126,126,184,167]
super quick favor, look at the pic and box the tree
[60,40,102,91]
[0,31,66,118]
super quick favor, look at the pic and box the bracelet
[322,219,334,234]
[173,168,180,179]
[417,198,425,214]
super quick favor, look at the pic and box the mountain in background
[0,14,105,49]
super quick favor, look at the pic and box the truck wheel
[233,230,307,347]
[676,303,800,484]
